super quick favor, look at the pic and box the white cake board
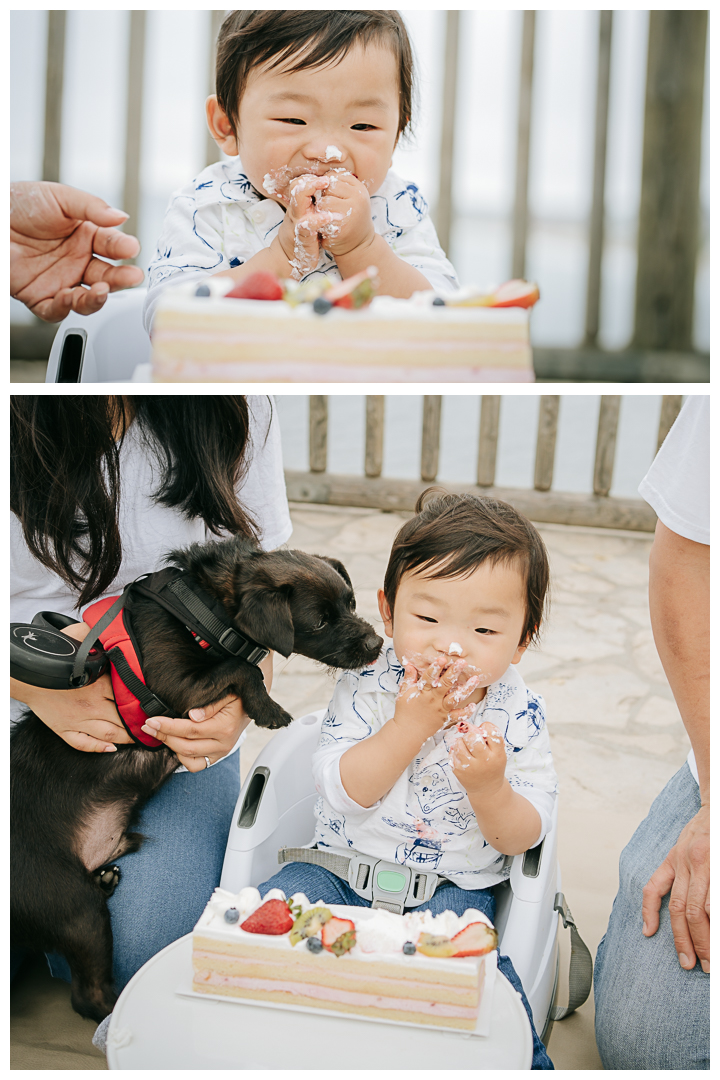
[177,948,497,1038]
[107,935,532,1070]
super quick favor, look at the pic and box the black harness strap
[131,568,269,667]
[105,646,170,719]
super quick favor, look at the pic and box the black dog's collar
[131,568,269,666]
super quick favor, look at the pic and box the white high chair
[45,287,151,382]
[220,711,592,1042]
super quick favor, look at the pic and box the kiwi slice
[289,906,333,947]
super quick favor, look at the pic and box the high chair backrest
[45,287,151,383]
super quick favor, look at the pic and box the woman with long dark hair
[10,395,291,993]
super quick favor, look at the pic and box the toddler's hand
[314,170,374,259]
[275,173,329,279]
[395,654,467,740]
[449,721,507,798]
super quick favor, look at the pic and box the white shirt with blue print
[142,157,459,333]
[311,643,558,890]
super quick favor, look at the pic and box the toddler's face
[378,561,529,692]
[234,41,400,200]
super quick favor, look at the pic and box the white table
[107,934,532,1070]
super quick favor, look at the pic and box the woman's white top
[11,396,291,723]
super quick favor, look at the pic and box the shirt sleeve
[504,690,558,846]
[142,189,230,334]
[389,213,460,293]
[638,396,709,545]
[311,672,385,815]
[234,396,292,552]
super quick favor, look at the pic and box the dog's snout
[363,632,384,659]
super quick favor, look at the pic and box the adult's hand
[642,803,710,973]
[140,694,253,773]
[10,181,145,322]
[9,621,132,753]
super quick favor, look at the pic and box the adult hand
[10,621,132,752]
[10,181,145,321]
[140,694,252,773]
[642,803,710,973]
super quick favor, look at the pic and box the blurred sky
[10,9,709,350]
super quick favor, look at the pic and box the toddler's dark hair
[383,489,550,648]
[215,10,414,139]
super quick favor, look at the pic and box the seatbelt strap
[278,846,447,913]
[550,892,594,1020]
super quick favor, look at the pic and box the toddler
[260,491,557,1069]
[143,10,458,333]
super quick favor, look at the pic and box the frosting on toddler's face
[229,40,400,203]
[378,561,529,704]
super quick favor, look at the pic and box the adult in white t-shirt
[594,396,709,1069]
[10,396,292,997]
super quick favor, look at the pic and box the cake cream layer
[151,293,532,370]
[191,972,480,1030]
[153,363,534,383]
[192,941,479,1004]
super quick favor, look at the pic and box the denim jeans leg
[594,763,709,1069]
[47,750,241,993]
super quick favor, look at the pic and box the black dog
[11,535,383,1022]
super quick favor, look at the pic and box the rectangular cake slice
[151,281,534,383]
[191,888,497,1031]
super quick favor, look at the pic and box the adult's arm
[10,181,144,321]
[642,520,709,972]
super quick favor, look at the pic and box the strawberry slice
[225,271,284,301]
[325,266,379,309]
[240,899,294,935]
[321,916,356,956]
[487,279,540,309]
[449,921,498,957]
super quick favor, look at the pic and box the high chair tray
[107,934,532,1069]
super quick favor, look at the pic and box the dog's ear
[237,584,295,658]
[319,556,352,588]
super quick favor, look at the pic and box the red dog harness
[81,569,269,750]
[83,596,166,747]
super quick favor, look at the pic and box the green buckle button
[376,870,407,893]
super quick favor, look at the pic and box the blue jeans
[260,862,553,1070]
[47,750,241,992]
[594,763,709,1069]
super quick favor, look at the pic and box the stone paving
[242,502,688,1070]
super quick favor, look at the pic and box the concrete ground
[11,503,688,1070]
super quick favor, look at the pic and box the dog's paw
[254,705,294,730]
[93,864,121,896]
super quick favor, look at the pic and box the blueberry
[432,296,445,306]
[313,296,333,315]
[403,941,416,955]
[306,936,324,953]
[224,907,240,924]
[195,284,211,297]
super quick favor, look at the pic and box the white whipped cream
[448,642,463,655]
[324,145,342,160]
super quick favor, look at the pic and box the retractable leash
[10,568,269,748]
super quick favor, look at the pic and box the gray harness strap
[278,846,447,914]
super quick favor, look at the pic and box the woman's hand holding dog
[10,621,132,752]
[141,693,252,771]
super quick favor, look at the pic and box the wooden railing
[13,10,708,376]
[284,395,683,532]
